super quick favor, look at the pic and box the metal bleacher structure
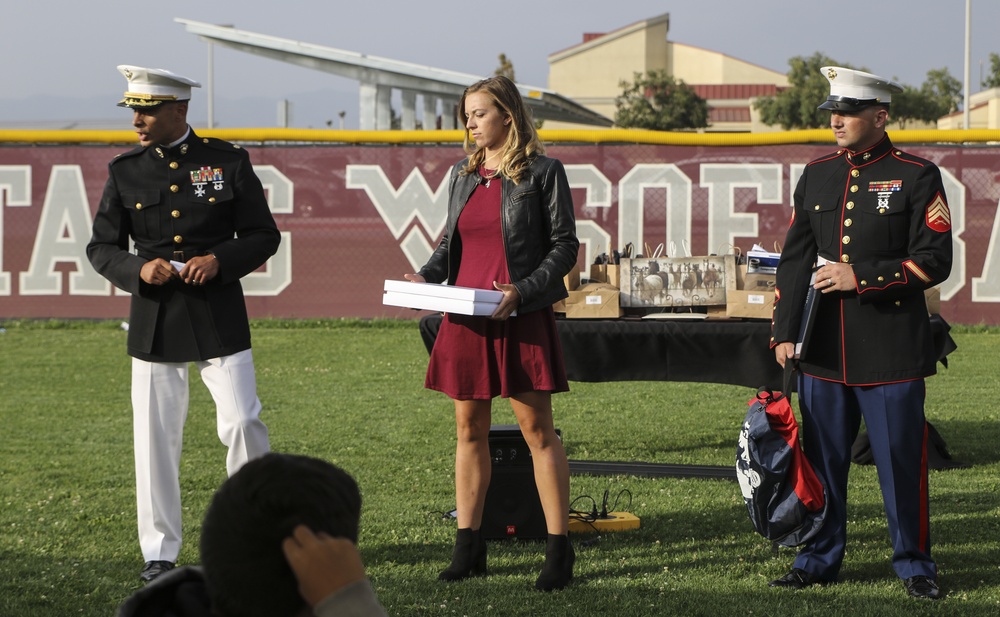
[175,18,613,131]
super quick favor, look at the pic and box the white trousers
[131,348,270,562]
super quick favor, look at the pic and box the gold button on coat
[851,169,860,177]
[208,197,216,203]
[169,162,179,170]
[173,235,183,244]
[135,203,143,210]
[842,236,851,245]
[846,201,855,210]
[171,210,181,218]
[170,185,179,193]
[844,218,853,227]
[841,254,850,263]
[850,185,859,193]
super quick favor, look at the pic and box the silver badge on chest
[877,192,891,214]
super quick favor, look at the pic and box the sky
[2,0,998,130]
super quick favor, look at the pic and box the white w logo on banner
[346,165,450,271]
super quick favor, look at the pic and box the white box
[382,280,504,316]
[383,280,504,303]
[746,251,780,275]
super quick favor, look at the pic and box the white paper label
[586,295,602,305]
[747,294,765,305]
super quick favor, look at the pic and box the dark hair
[459,75,544,184]
[200,453,362,617]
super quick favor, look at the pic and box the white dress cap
[818,66,903,112]
[117,65,202,108]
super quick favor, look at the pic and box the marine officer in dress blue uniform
[87,65,280,583]
[769,66,953,600]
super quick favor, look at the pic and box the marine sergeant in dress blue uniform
[87,65,280,583]
[768,66,953,600]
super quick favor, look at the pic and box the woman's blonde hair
[459,75,544,185]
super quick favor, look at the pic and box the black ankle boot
[438,527,487,581]
[535,533,575,591]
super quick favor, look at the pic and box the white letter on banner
[565,164,612,270]
[618,164,693,253]
[700,164,782,254]
[972,198,1000,302]
[242,165,292,296]
[347,165,450,272]
[789,164,805,202]
[938,168,965,301]
[20,165,108,296]
[0,165,32,295]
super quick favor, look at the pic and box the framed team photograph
[620,256,731,308]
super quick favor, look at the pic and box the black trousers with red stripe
[791,375,935,582]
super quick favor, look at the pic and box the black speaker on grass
[481,424,560,540]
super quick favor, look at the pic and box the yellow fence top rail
[2,128,999,146]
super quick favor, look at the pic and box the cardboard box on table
[725,252,773,319]
[553,269,582,314]
[565,283,622,319]
[726,289,775,319]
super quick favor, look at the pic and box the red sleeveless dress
[425,168,569,400]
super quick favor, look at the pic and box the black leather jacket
[418,155,579,313]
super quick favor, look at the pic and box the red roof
[692,84,783,99]
[708,107,751,123]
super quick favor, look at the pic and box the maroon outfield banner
[1,142,998,324]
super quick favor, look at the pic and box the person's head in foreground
[200,453,362,617]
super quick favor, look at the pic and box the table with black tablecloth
[417,314,955,478]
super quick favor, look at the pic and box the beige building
[937,87,1000,129]
[546,13,789,132]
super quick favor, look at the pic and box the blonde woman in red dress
[404,75,579,591]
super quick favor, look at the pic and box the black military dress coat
[771,136,953,385]
[88,129,280,362]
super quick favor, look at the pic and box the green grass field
[1,319,998,616]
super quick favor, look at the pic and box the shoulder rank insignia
[925,192,951,232]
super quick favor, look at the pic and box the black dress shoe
[904,575,941,599]
[769,568,823,589]
[140,560,175,583]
